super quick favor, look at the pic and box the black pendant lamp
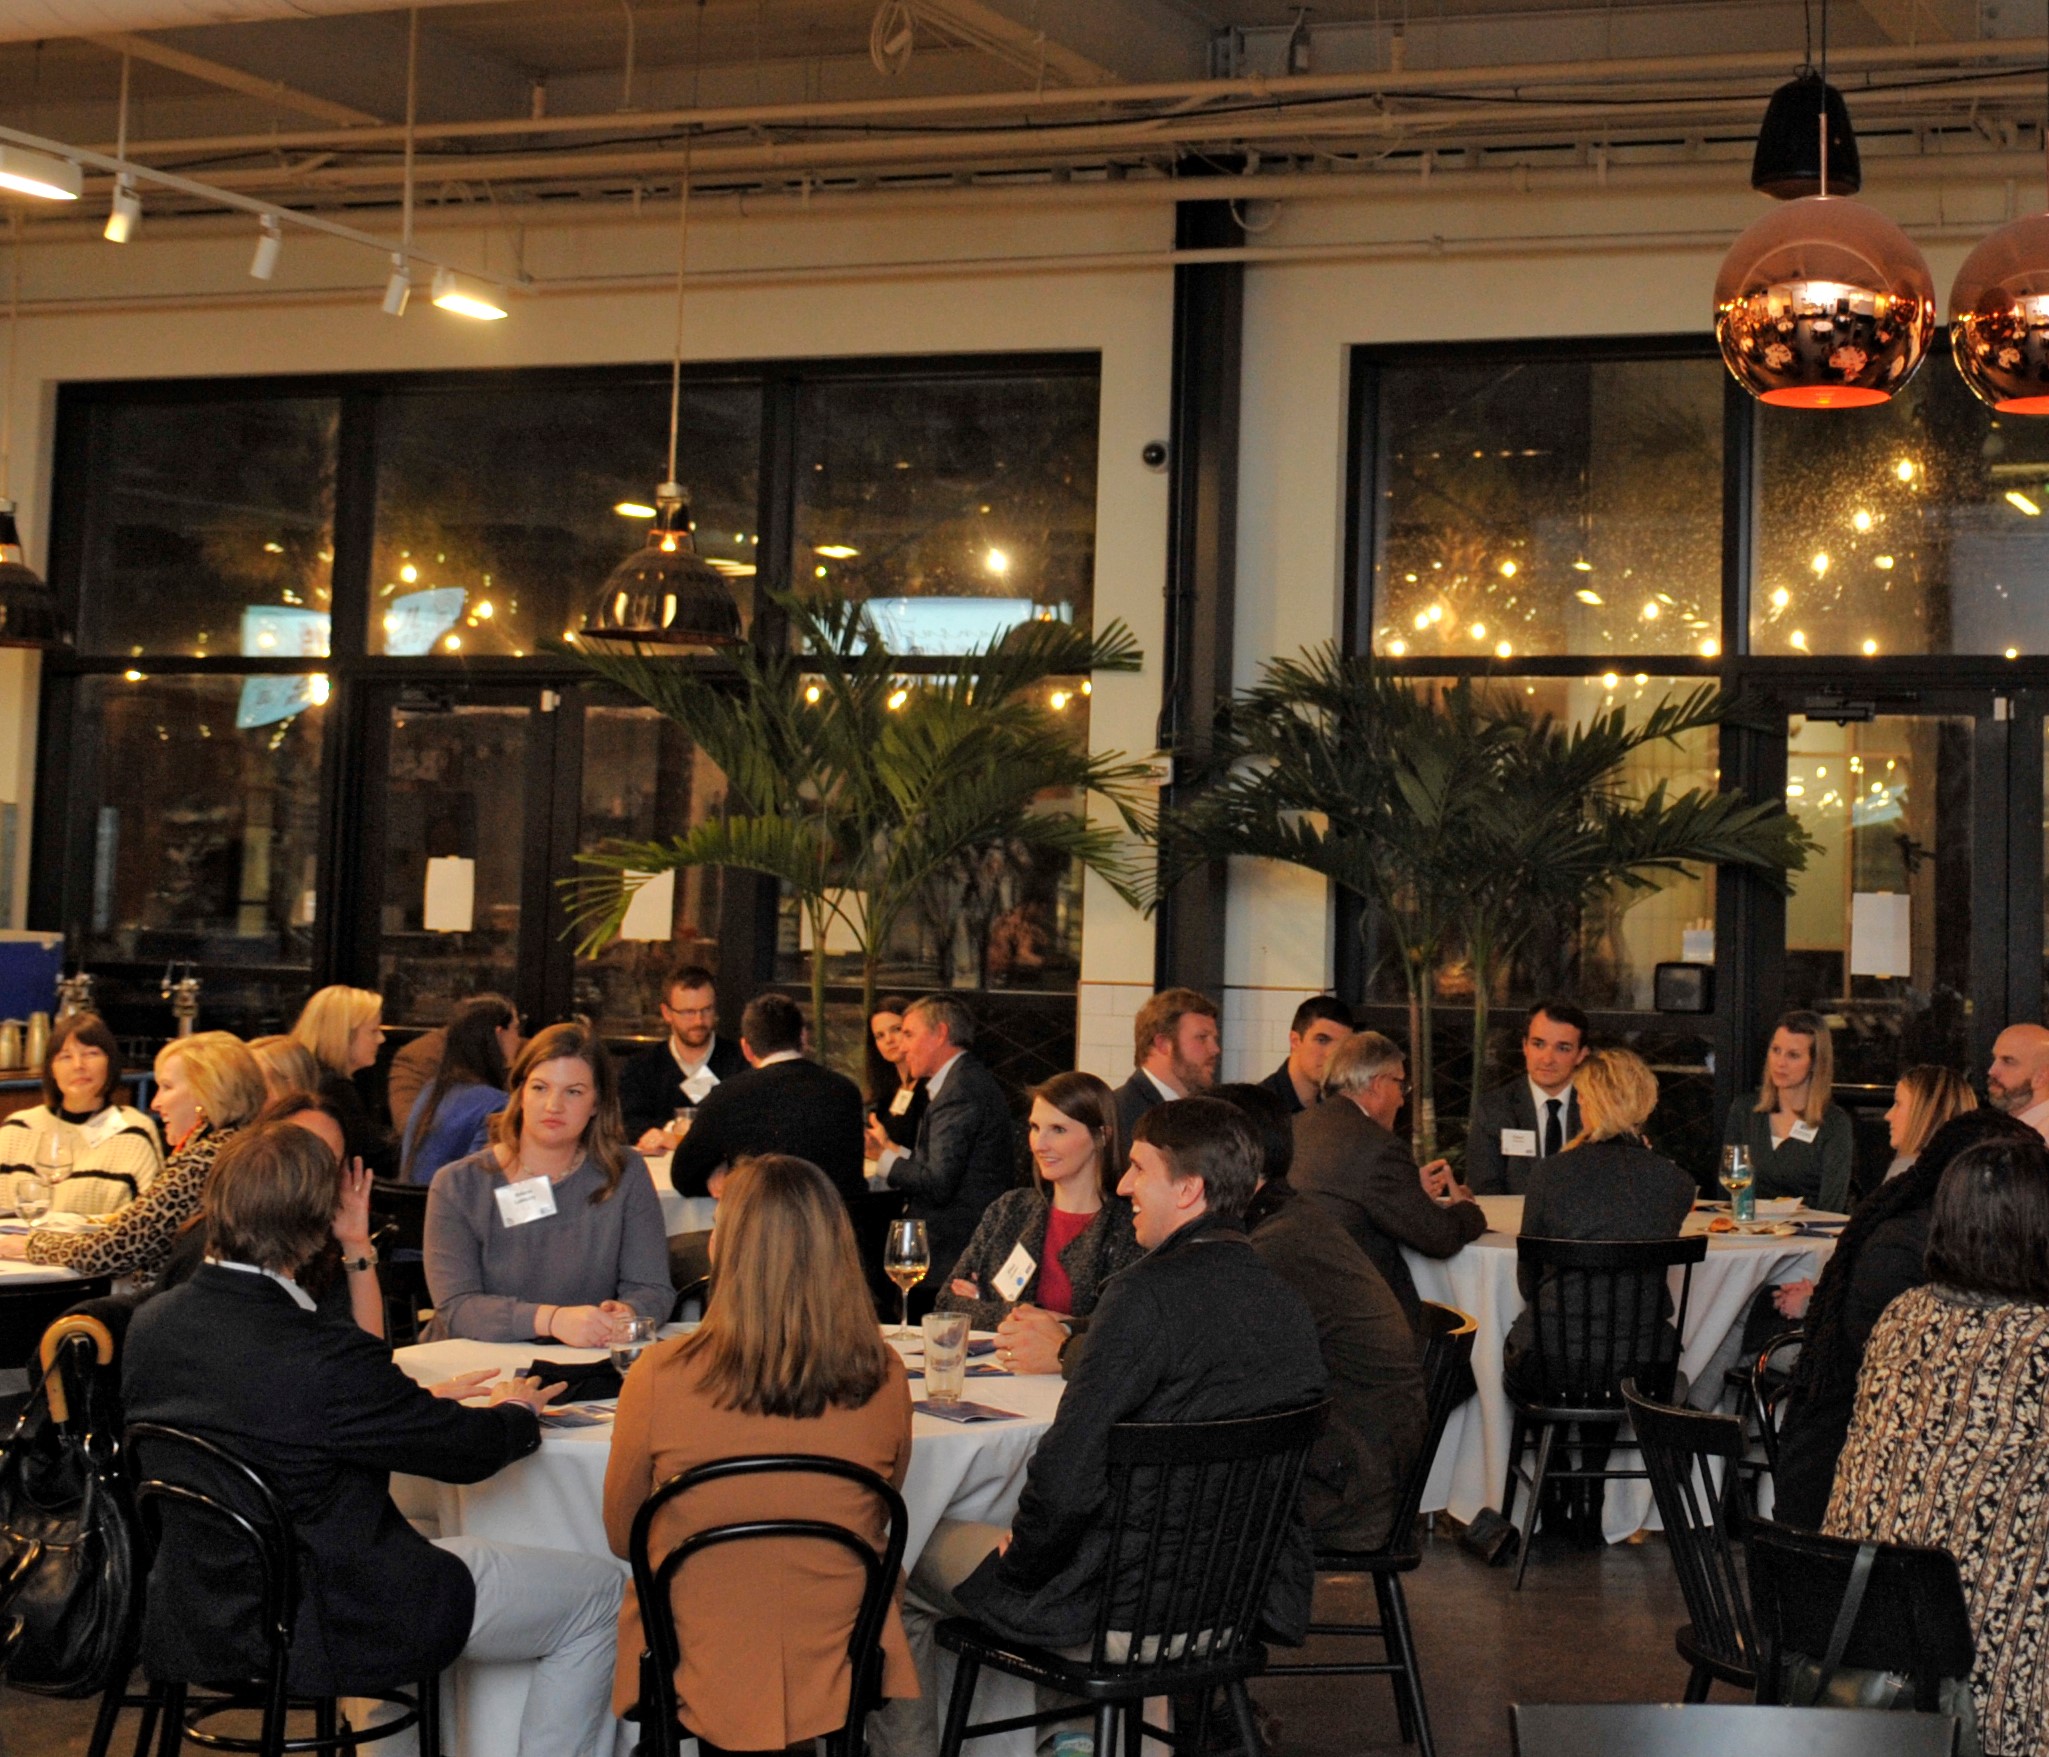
[0,499,68,649]
[1751,69,1862,200]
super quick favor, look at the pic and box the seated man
[1257,994,1354,1117]
[618,961,748,1150]
[1464,1000,1589,1196]
[1111,988,1222,1142]
[873,1098,1326,1757]
[124,1121,623,1757]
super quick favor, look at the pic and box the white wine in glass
[884,1219,930,1340]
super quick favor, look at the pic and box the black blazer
[617,1035,749,1141]
[1464,1078,1583,1196]
[671,1057,868,1204]
[885,1053,1018,1281]
[122,1265,539,1696]
[1111,1071,1170,1146]
[871,1078,929,1151]
[320,1071,398,1182]
[1257,1061,1309,1117]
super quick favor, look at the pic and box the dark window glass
[1371,357,1724,660]
[1754,352,2049,656]
[72,397,339,658]
[370,379,760,656]
[793,371,1098,651]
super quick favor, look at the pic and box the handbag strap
[1804,1541,1879,1702]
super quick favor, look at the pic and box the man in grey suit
[1464,1000,1590,1196]
[1110,986,1221,1143]
[1290,1029,1487,1328]
[866,993,1017,1285]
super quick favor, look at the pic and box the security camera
[1141,440,1169,471]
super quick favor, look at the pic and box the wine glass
[36,1136,73,1192]
[883,1219,930,1340]
[1720,1144,1755,1222]
[15,1174,50,1226]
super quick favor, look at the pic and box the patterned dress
[1826,1283,2049,1757]
[23,1124,235,1284]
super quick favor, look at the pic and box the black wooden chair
[1263,1303,1477,1757]
[366,1181,430,1344]
[124,1423,440,1757]
[1501,1234,1707,1588]
[1739,1329,1803,1485]
[0,1275,113,1370]
[1621,1381,1755,1701]
[627,1453,907,1757]
[1510,1702,1960,1755]
[1745,1518,1976,1716]
[935,1402,1328,1757]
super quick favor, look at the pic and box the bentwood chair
[627,1454,908,1757]
[1510,1702,1959,1756]
[935,1402,1328,1757]
[1501,1234,1707,1588]
[1263,1302,1477,1756]
[365,1182,430,1344]
[124,1424,441,1757]
[1620,1382,1755,1701]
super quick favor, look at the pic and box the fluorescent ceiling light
[0,145,82,202]
[431,266,508,321]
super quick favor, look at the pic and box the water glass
[15,1175,50,1225]
[920,1311,970,1404]
[884,1219,931,1340]
[608,1316,659,1377]
[36,1136,73,1185]
[1720,1144,1756,1223]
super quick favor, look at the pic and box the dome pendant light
[1715,0,1933,409]
[581,147,742,655]
[1948,5,2049,413]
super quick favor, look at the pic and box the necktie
[1544,1097,1563,1158]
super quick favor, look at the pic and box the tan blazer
[602,1338,919,1749]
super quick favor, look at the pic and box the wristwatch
[342,1249,378,1273]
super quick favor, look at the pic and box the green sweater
[1721,1098,1856,1214]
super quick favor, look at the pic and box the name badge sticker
[1789,1121,1820,1144]
[81,1109,127,1149]
[680,1067,718,1105]
[495,1178,559,1228]
[888,1086,915,1117]
[991,1241,1036,1303]
[1501,1128,1539,1158]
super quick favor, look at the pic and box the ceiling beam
[911,0,1122,86]
[1854,0,1980,43]
[89,29,384,125]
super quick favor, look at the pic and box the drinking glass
[15,1175,50,1226]
[884,1219,930,1340]
[1720,1144,1756,1223]
[36,1136,72,1187]
[609,1316,659,1377]
[920,1311,970,1404]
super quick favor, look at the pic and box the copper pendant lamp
[1715,1,1934,409]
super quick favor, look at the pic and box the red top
[1034,1204,1093,1315]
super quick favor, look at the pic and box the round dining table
[388,1330,1065,1757]
[1403,1193,1841,1542]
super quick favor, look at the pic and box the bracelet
[342,1251,377,1273]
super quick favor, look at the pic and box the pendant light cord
[1,214,19,502]
[665,146,690,491]
[1818,0,1830,197]
[401,7,419,261]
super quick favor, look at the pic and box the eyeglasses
[665,1004,717,1021]
[1375,1072,1412,1095]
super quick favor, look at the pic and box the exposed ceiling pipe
[0,0,503,39]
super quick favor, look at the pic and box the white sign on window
[423,857,476,934]
[1850,891,1912,978]
[617,869,677,942]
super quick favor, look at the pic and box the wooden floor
[0,1529,1703,1757]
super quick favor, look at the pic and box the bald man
[1987,1024,2049,1142]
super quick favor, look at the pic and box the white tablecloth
[0,1256,85,1287]
[1405,1194,1838,1541]
[640,1154,716,1240]
[390,1332,1063,1757]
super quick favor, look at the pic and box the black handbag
[0,1312,141,1697]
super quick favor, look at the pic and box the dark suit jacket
[956,1213,1327,1649]
[123,1265,539,1695]
[885,1053,1018,1281]
[1289,1097,1486,1329]
[1111,1071,1172,1146]
[1465,1078,1583,1196]
[617,1036,750,1142]
[871,1078,929,1151]
[1258,1061,1310,1117]
[671,1057,867,1204]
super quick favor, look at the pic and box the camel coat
[602,1338,919,1749]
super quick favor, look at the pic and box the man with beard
[1986,1022,2049,1142]
[1111,988,1222,1142]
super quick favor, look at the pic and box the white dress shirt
[1530,1079,1574,1157]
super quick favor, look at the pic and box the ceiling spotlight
[430,266,508,321]
[0,145,80,202]
[249,216,282,281]
[103,176,140,244]
[381,257,411,317]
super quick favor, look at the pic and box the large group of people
[7,961,2049,1757]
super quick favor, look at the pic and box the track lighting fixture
[103,175,139,244]
[429,266,508,321]
[249,216,282,281]
[381,256,411,317]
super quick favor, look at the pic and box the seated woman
[602,1153,916,1755]
[1,1031,265,1283]
[938,1070,1141,1336]
[866,996,927,1152]
[124,1121,622,1757]
[247,1034,325,1105]
[1826,1133,2049,1757]
[400,994,519,1185]
[423,1020,671,1344]
[290,985,398,1178]
[0,1012,160,1218]
[1774,1108,2034,1527]
[1881,1062,1977,1183]
[1722,1009,1855,1214]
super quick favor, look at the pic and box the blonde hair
[1754,1009,1834,1127]
[677,1154,893,1419]
[1566,1048,1659,1148]
[490,1020,627,1201]
[1894,1064,1978,1161]
[156,1032,267,1132]
[291,986,384,1078]
[247,1034,324,1101]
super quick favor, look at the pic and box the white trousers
[434,1535,623,1757]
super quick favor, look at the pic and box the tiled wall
[1076,979,1154,1082]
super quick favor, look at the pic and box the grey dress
[422,1147,674,1341]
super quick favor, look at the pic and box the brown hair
[1927,1135,2049,1303]
[1132,1097,1261,1223]
[203,1120,342,1275]
[1132,987,1217,1068]
[40,1013,122,1112]
[247,1035,324,1101]
[1893,1065,1978,1162]
[490,1020,627,1202]
[1567,1048,1659,1148]
[1029,1070,1124,1202]
[677,1154,894,1419]
[157,1032,268,1132]
[1754,1009,1835,1127]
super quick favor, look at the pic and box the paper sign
[1681,928,1715,964]
[494,1178,557,1228]
[1850,891,1912,978]
[617,868,676,942]
[423,857,476,933]
[1500,1128,1538,1159]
